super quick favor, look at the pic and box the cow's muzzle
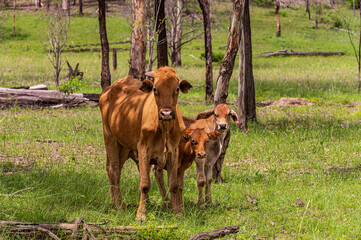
[218,124,227,130]
[197,152,206,159]
[159,110,176,121]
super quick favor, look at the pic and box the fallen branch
[67,40,130,49]
[63,47,128,53]
[330,27,359,36]
[187,225,239,240]
[0,187,34,197]
[258,49,345,57]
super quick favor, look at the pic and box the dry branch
[67,40,130,49]
[258,49,345,57]
[187,225,239,240]
[0,187,34,197]
[62,47,128,53]
[0,220,178,239]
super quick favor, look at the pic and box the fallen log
[0,220,178,239]
[0,87,98,108]
[187,225,239,240]
[258,49,345,57]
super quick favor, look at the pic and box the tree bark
[79,0,83,15]
[169,0,183,67]
[129,0,147,80]
[98,0,111,89]
[198,0,213,103]
[314,0,318,29]
[214,0,242,106]
[237,0,256,131]
[306,0,311,19]
[275,0,281,37]
[156,0,169,68]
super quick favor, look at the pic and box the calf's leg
[153,165,170,203]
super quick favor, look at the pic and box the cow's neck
[159,120,174,153]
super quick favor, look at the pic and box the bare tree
[62,0,70,16]
[79,0,83,15]
[167,0,183,66]
[237,0,256,130]
[198,0,213,103]
[12,0,16,36]
[314,0,318,29]
[40,9,70,87]
[128,0,147,80]
[146,0,156,71]
[275,0,281,37]
[98,0,111,89]
[155,0,169,67]
[306,0,311,20]
[214,0,243,106]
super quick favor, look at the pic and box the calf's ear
[208,131,222,140]
[179,80,193,94]
[230,109,239,125]
[183,128,195,142]
[145,71,155,80]
[139,80,153,93]
[196,108,214,120]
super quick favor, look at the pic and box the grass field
[1,2,361,239]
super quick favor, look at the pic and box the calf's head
[196,104,239,132]
[140,67,192,121]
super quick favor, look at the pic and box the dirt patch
[258,97,314,107]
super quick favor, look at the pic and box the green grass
[1,3,361,239]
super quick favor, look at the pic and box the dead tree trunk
[306,0,311,19]
[156,0,169,67]
[79,0,83,15]
[98,0,111,89]
[198,0,213,103]
[129,0,147,80]
[237,0,256,131]
[214,0,242,106]
[275,0,281,37]
[314,0,318,29]
[169,0,183,67]
[212,0,243,181]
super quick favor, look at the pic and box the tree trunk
[306,0,311,20]
[237,0,256,131]
[98,0,111,89]
[214,0,242,106]
[156,0,169,68]
[314,0,318,29]
[198,0,213,103]
[129,0,147,80]
[170,0,183,67]
[275,0,281,37]
[47,0,49,12]
[79,0,83,15]
[353,0,355,18]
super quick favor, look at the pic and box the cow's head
[139,67,192,121]
[196,104,239,132]
[183,128,221,185]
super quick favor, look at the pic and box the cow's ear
[183,128,195,142]
[145,71,155,80]
[196,109,214,120]
[230,109,239,125]
[208,131,222,140]
[179,80,193,94]
[139,80,153,93]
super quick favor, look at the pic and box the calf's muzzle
[159,109,176,121]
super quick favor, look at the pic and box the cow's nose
[197,152,206,158]
[219,124,227,129]
[159,110,175,120]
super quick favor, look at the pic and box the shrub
[59,76,83,96]
[200,52,224,62]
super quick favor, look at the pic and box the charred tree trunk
[79,0,83,15]
[198,0,213,103]
[275,0,281,37]
[169,0,183,67]
[214,0,242,106]
[129,0,147,80]
[98,0,111,89]
[237,0,256,131]
[306,0,311,20]
[156,0,169,67]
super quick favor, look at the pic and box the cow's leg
[195,160,206,207]
[166,151,180,214]
[153,165,170,204]
[136,143,151,221]
[177,169,185,208]
[205,164,213,205]
[105,137,129,209]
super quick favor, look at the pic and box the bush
[253,0,274,7]
[59,76,83,96]
[200,52,224,62]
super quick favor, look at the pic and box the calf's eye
[153,87,159,96]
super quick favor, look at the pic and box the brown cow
[154,128,221,207]
[182,104,239,206]
[99,67,192,220]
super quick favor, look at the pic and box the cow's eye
[191,140,197,145]
[153,87,159,96]
[176,88,180,93]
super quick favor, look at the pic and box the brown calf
[182,104,239,206]
[154,128,221,207]
[99,67,192,220]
